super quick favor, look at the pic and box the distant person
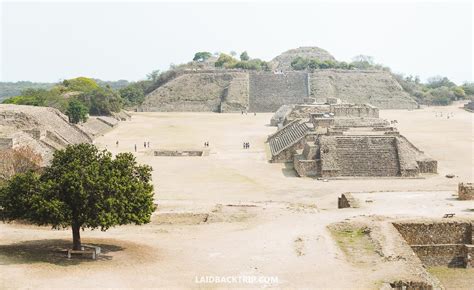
[144,142,146,148]
[254,112,256,116]
[147,141,150,148]
[134,144,137,152]
[116,140,119,147]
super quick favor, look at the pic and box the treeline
[0,81,54,102]
[3,77,124,123]
[394,75,473,106]
[193,51,270,71]
[291,55,388,71]
[0,79,129,101]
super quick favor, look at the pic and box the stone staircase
[268,120,310,156]
[335,136,400,176]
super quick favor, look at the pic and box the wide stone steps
[268,121,310,156]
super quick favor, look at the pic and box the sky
[0,0,472,84]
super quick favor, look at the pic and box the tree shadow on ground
[0,239,124,266]
[282,162,297,177]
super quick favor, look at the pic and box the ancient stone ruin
[0,104,124,165]
[463,100,474,112]
[153,149,209,157]
[458,182,474,200]
[139,47,417,112]
[393,220,473,268]
[337,193,359,208]
[266,99,437,178]
[0,104,93,164]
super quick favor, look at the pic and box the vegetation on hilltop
[2,77,123,121]
[290,53,470,106]
[291,54,388,71]
[214,52,270,71]
[0,79,128,102]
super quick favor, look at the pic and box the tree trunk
[72,223,81,250]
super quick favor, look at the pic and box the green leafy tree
[215,53,237,68]
[66,99,89,124]
[426,76,455,89]
[291,57,310,70]
[79,88,122,115]
[193,51,212,62]
[0,144,156,250]
[146,70,161,82]
[430,86,455,105]
[62,77,99,92]
[452,86,466,99]
[461,82,474,96]
[119,84,145,105]
[240,51,250,61]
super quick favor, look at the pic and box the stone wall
[394,221,473,268]
[464,100,474,112]
[0,138,13,149]
[309,70,418,109]
[393,222,472,245]
[338,193,359,208]
[249,71,309,112]
[330,104,379,118]
[153,150,205,157]
[220,73,249,112]
[411,244,467,267]
[459,182,474,200]
[332,136,400,177]
[140,72,248,112]
[293,154,317,177]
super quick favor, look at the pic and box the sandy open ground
[0,103,473,289]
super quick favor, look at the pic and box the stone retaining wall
[393,222,472,245]
[459,182,474,200]
[249,71,309,112]
[411,244,467,267]
[338,193,359,208]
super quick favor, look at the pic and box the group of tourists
[241,111,257,116]
[435,112,454,119]
[243,142,250,149]
[132,141,151,152]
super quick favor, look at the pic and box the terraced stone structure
[0,104,94,165]
[140,47,418,112]
[270,99,380,127]
[266,100,437,178]
[393,220,474,268]
[0,104,124,165]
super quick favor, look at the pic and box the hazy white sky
[1,1,472,84]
